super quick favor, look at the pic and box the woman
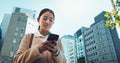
[14,8,66,63]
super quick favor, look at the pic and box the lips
[44,25,49,28]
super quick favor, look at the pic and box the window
[16,27,19,31]
[15,7,20,13]
[14,32,18,37]
[20,33,24,38]
[11,45,15,50]
[21,27,25,32]
[12,38,16,43]
[9,51,14,57]
[17,16,22,21]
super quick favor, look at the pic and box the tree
[104,0,120,29]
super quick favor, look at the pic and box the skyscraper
[61,35,77,63]
[0,14,11,52]
[13,7,36,19]
[0,7,38,63]
[84,11,120,63]
[0,27,2,52]
[74,27,87,63]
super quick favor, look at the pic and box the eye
[43,17,47,21]
[50,19,53,22]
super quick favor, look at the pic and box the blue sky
[0,0,120,37]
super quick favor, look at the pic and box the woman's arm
[52,39,66,63]
[13,34,42,63]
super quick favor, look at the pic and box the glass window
[11,45,15,50]
[17,16,22,21]
[13,38,16,43]
[16,27,19,31]
[14,32,18,37]
[20,33,24,38]
[9,51,14,57]
[21,27,25,32]
[15,7,20,13]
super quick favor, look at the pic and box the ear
[37,18,40,22]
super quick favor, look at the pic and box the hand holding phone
[47,34,59,41]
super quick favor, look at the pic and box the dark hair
[38,8,55,19]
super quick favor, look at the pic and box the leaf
[116,20,120,28]
[104,12,111,19]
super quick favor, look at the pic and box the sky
[0,0,120,37]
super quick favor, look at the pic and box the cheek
[38,19,42,25]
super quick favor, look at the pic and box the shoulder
[22,33,34,40]
[25,33,34,37]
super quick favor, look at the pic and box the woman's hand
[38,40,58,54]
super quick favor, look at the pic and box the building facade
[74,27,87,63]
[0,14,11,53]
[0,7,38,63]
[84,11,120,63]
[0,27,2,52]
[1,12,37,57]
[13,7,36,19]
[61,35,76,63]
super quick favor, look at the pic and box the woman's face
[37,11,54,31]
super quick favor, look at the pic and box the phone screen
[47,34,59,41]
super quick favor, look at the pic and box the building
[0,27,2,52]
[74,27,87,63]
[1,12,38,57]
[0,14,11,52]
[13,7,36,19]
[84,11,120,63]
[0,7,38,63]
[61,35,76,63]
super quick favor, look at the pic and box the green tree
[104,0,120,29]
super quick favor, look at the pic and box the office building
[61,35,76,63]
[74,27,87,63]
[0,14,11,52]
[1,12,38,57]
[0,27,2,52]
[84,11,120,63]
[1,7,38,59]
[13,7,36,19]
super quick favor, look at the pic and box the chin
[43,29,50,31]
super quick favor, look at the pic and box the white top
[34,30,49,42]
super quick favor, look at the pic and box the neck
[39,29,49,36]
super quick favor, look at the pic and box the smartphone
[47,34,59,41]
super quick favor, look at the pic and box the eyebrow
[43,16,54,20]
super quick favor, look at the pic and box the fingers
[45,41,58,53]
[38,40,57,53]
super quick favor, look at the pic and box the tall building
[74,27,87,63]
[84,11,120,63]
[61,35,76,63]
[0,14,11,52]
[0,27,2,52]
[1,12,38,57]
[13,7,36,19]
[0,7,38,59]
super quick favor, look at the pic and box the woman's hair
[38,8,55,19]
